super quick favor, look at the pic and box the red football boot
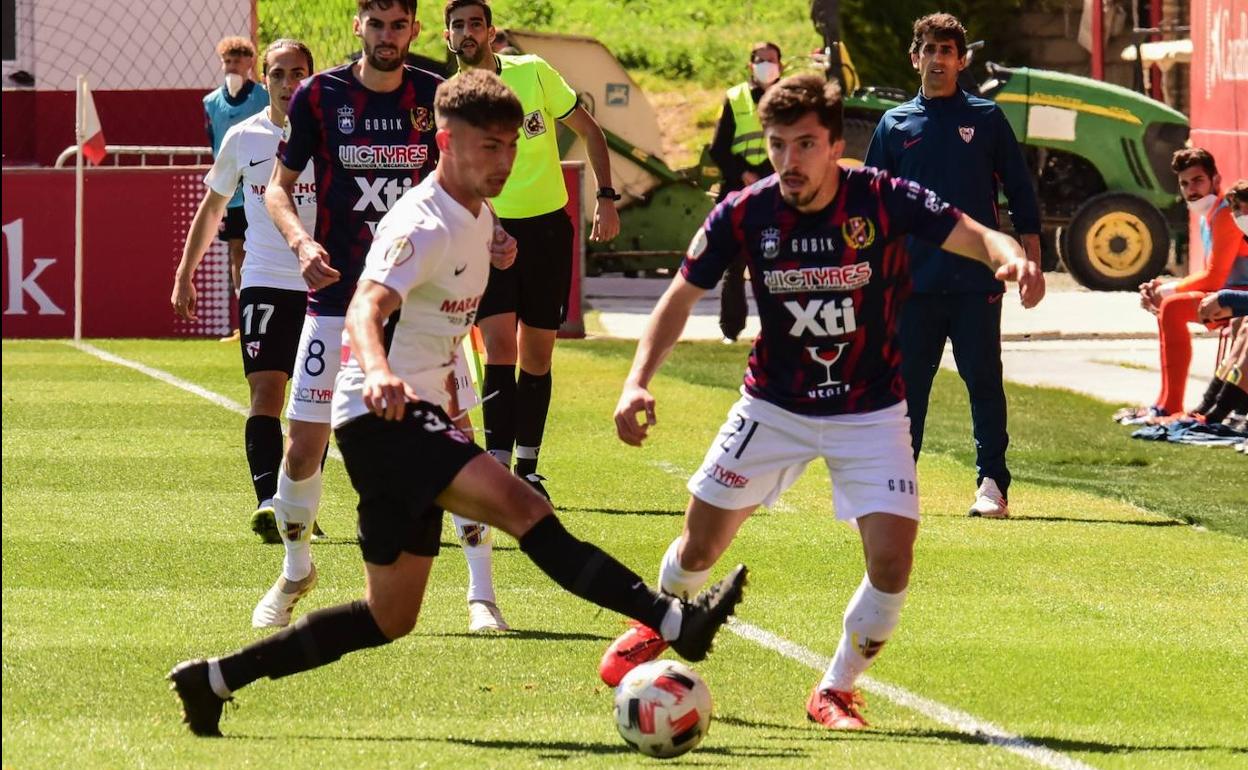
[806,686,869,730]
[599,620,669,687]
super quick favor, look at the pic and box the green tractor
[505,18,1189,290]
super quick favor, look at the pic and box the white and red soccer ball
[613,660,713,758]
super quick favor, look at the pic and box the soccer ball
[613,660,713,758]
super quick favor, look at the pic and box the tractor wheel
[1062,192,1168,291]
[840,116,877,166]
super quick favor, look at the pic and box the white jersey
[332,175,494,428]
[204,110,315,292]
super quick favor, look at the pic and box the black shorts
[238,286,307,376]
[477,208,574,330]
[334,402,484,565]
[218,206,247,242]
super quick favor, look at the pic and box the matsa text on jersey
[249,181,316,207]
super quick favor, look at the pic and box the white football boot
[468,600,510,633]
[251,564,318,628]
[968,478,1009,518]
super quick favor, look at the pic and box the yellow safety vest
[726,82,767,167]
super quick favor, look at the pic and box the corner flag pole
[73,74,85,341]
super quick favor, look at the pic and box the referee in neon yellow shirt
[446,0,619,502]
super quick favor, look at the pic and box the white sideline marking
[68,341,342,461]
[728,621,1096,770]
[70,340,1094,769]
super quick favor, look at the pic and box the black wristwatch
[596,186,622,201]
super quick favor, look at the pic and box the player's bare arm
[171,189,233,321]
[615,274,706,446]
[560,106,620,243]
[345,279,418,421]
[265,160,340,290]
[941,214,1044,308]
[486,205,517,270]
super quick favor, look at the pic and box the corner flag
[77,77,106,165]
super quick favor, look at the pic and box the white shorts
[286,314,345,424]
[687,395,919,522]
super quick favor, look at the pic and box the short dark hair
[757,73,843,142]
[435,69,522,131]
[750,41,782,63]
[357,0,417,17]
[216,36,255,59]
[445,0,492,28]
[910,13,968,57]
[262,39,314,76]
[1228,179,1248,205]
[1171,147,1218,177]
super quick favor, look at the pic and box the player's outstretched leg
[452,513,510,632]
[438,456,748,668]
[808,512,915,730]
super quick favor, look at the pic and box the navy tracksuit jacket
[865,89,1040,496]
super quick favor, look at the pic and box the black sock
[1205,384,1248,424]
[218,600,389,691]
[482,364,517,459]
[245,416,283,505]
[518,515,670,631]
[514,369,552,477]
[1193,378,1225,416]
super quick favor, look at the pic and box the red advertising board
[3,164,586,339]
[1190,0,1248,268]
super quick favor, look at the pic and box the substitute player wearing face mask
[1128,150,1248,421]
[709,41,784,344]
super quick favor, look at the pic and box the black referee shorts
[334,402,484,565]
[477,207,574,330]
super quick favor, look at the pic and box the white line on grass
[728,621,1095,770]
[68,341,342,461]
[69,340,1093,770]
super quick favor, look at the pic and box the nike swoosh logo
[454,264,468,276]
[903,137,922,149]
[248,158,269,167]
[252,472,273,481]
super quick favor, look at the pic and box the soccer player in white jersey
[168,71,747,737]
[171,39,317,538]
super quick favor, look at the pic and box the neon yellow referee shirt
[489,53,579,219]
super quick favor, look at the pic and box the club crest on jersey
[410,106,434,132]
[760,227,781,259]
[522,110,546,138]
[245,340,261,359]
[338,105,356,135]
[959,126,974,143]
[385,235,414,266]
[841,216,876,250]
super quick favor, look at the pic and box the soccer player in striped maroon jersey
[601,74,1042,730]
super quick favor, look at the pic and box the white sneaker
[968,478,1009,518]
[468,600,510,633]
[251,564,317,629]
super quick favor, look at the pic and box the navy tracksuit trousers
[899,292,1011,498]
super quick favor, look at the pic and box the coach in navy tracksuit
[865,13,1044,518]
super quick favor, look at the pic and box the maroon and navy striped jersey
[681,167,962,416]
[280,63,443,316]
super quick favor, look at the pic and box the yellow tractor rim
[1084,211,1153,278]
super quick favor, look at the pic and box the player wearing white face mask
[709,41,784,344]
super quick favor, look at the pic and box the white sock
[488,449,512,468]
[274,466,321,581]
[451,512,496,604]
[658,537,711,600]
[820,574,907,692]
[658,598,683,642]
[206,658,232,699]
[259,497,273,510]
